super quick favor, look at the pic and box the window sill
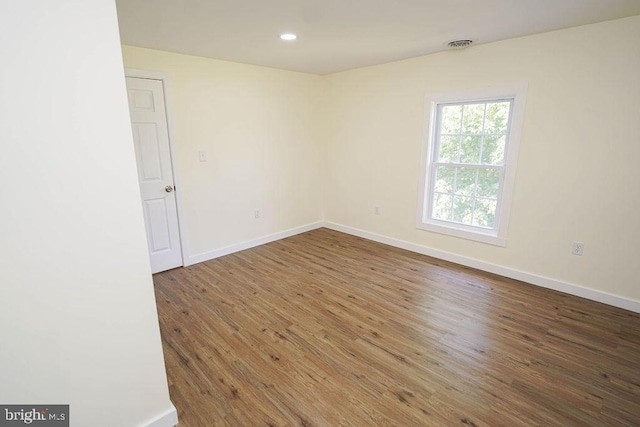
[416,220,506,247]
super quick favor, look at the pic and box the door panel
[126,76,182,273]
[145,198,171,252]
[133,124,163,181]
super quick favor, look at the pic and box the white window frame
[416,85,527,246]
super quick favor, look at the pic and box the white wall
[0,1,175,426]
[121,46,324,260]
[322,16,640,306]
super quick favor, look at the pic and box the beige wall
[122,16,640,306]
[323,15,640,303]
[0,1,175,426]
[121,46,324,258]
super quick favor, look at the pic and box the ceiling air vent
[447,39,473,49]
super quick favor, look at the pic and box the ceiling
[115,0,640,75]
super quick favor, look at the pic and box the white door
[125,76,182,273]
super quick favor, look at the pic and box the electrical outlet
[374,205,381,215]
[254,210,261,219]
[571,241,584,256]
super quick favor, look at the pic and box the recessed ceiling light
[279,33,297,41]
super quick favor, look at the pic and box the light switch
[198,151,207,162]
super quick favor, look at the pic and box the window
[417,86,527,246]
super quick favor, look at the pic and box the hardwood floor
[153,228,640,426]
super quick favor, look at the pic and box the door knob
[165,185,174,193]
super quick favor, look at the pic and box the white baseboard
[143,404,178,427]
[181,220,639,313]
[187,222,324,266]
[323,222,640,314]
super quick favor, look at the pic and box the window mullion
[452,166,459,221]
[433,162,503,170]
[472,168,479,226]
[479,103,487,165]
[457,107,464,163]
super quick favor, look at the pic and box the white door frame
[125,68,189,269]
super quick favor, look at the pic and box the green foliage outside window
[432,101,511,229]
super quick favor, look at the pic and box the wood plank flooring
[152,228,640,426]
